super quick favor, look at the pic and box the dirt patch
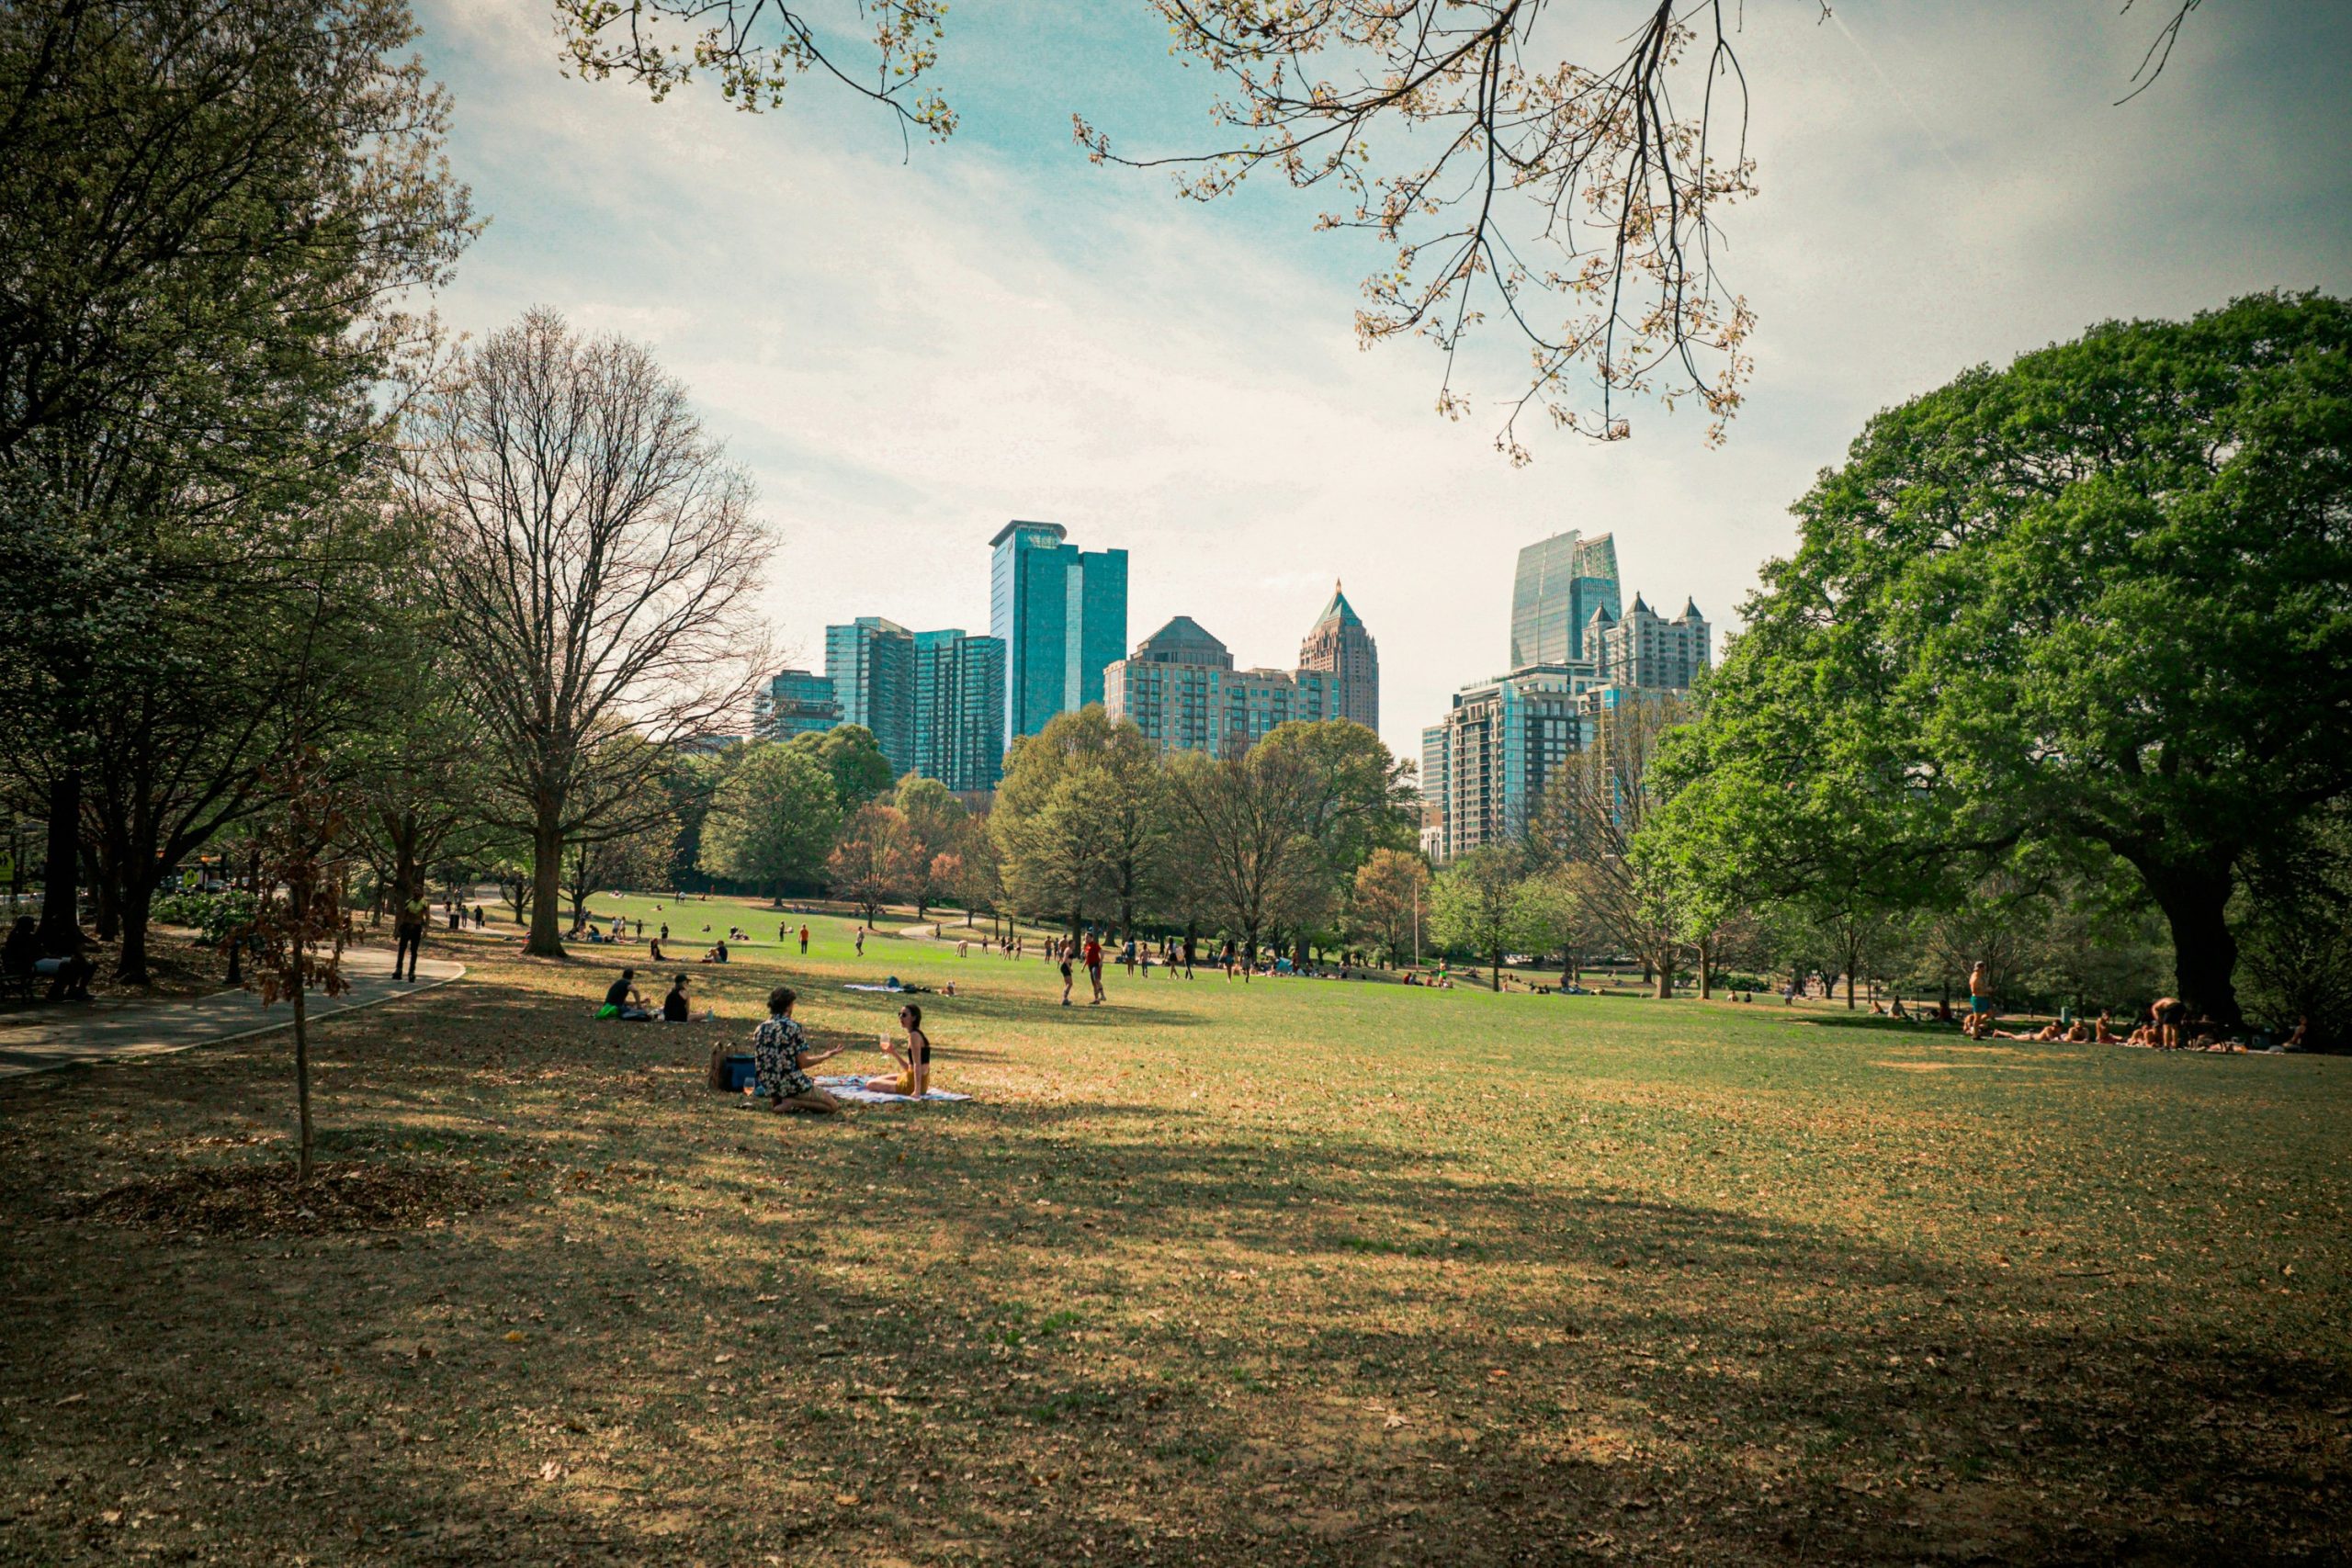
[67,1159,490,1236]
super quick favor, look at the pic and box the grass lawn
[3,892,2346,1564]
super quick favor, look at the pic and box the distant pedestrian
[1084,933,1105,1005]
[855,928,865,957]
[798,924,809,954]
[1058,952,1074,1007]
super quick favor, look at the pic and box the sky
[413,0,2352,763]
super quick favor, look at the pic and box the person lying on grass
[752,986,844,1114]
[865,1003,932,1097]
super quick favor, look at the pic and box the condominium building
[1589,595,1711,693]
[1419,664,1605,862]
[755,667,841,741]
[1419,531,1708,862]
[1102,615,1342,758]
[1509,528,1622,667]
[989,521,1128,743]
[824,617,1007,789]
[1296,582,1380,731]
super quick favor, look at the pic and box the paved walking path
[0,948,464,1079]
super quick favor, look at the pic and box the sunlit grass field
[3,894,2346,1564]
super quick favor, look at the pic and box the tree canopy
[1650,293,2352,1025]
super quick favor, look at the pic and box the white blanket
[814,1074,972,1105]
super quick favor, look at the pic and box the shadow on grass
[3,971,2345,1566]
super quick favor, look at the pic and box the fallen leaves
[66,1161,490,1237]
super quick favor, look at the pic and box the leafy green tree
[1162,744,1329,966]
[1660,294,2352,1026]
[992,707,1163,936]
[0,0,473,976]
[893,774,968,919]
[1253,719,1418,954]
[788,726,895,811]
[698,741,842,902]
[1428,845,1533,992]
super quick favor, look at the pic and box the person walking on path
[394,893,428,983]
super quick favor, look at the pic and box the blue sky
[415,0,2352,761]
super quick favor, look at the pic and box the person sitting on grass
[599,968,654,1021]
[662,973,693,1022]
[865,1003,932,1096]
[699,939,730,964]
[752,987,842,1114]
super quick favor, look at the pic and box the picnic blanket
[813,1075,972,1105]
[841,982,933,995]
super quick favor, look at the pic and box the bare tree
[404,309,771,957]
[1527,694,1686,995]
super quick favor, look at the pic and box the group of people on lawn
[598,968,928,1114]
[1955,960,2309,1052]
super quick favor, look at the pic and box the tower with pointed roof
[1297,581,1380,731]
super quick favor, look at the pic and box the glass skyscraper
[911,629,1007,793]
[824,618,1006,791]
[758,668,841,740]
[824,616,916,774]
[989,521,1128,741]
[1508,529,1621,668]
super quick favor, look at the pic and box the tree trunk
[1654,958,1671,999]
[88,844,119,942]
[37,768,80,953]
[1698,937,1713,1000]
[293,977,313,1182]
[2145,858,2243,1028]
[1490,947,1502,992]
[526,816,567,957]
[1846,970,1857,1010]
[116,875,155,986]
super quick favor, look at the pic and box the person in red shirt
[1083,933,1105,1005]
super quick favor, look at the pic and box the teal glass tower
[824,616,916,774]
[989,521,1128,742]
[911,629,1007,792]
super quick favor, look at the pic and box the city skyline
[412,2,2350,771]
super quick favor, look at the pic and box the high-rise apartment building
[1295,583,1380,731]
[1419,664,1604,862]
[825,618,1006,791]
[824,616,917,773]
[1420,531,1708,863]
[755,668,842,741]
[911,629,1008,793]
[1102,615,1345,757]
[1589,595,1711,693]
[989,521,1128,743]
[1509,529,1622,667]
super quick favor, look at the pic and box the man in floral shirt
[752,986,844,1113]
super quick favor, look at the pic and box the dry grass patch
[0,905,2346,1565]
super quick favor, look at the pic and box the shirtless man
[2149,996,2188,1049]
